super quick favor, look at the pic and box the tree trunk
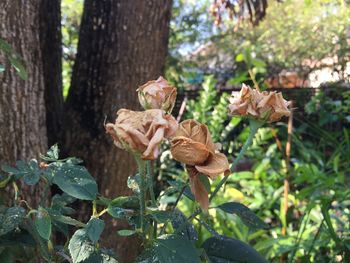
[39,0,64,147]
[0,0,47,205]
[63,0,172,261]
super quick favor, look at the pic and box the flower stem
[147,160,158,238]
[136,158,146,233]
[147,161,157,206]
[209,119,262,202]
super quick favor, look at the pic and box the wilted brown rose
[137,76,177,113]
[106,109,178,160]
[170,119,230,210]
[229,84,291,122]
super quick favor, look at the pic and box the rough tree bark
[0,0,47,204]
[39,0,64,147]
[63,0,172,261]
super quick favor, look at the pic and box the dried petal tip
[228,84,291,123]
[137,76,177,113]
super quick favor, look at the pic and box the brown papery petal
[195,152,230,179]
[117,123,149,149]
[189,174,209,211]
[142,128,165,160]
[189,123,208,145]
[171,136,210,166]
[175,119,197,137]
[164,114,179,138]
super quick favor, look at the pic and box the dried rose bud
[170,119,230,210]
[137,76,177,114]
[106,109,178,160]
[229,84,291,122]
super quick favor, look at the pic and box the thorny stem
[136,157,146,233]
[147,161,156,206]
[146,160,158,238]
[160,181,188,235]
[209,119,262,202]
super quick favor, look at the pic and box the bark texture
[0,1,47,166]
[39,0,64,147]
[0,0,47,204]
[64,0,172,261]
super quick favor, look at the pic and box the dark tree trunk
[39,0,64,147]
[63,0,172,261]
[0,0,47,205]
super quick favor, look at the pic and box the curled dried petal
[195,152,230,179]
[189,173,209,211]
[171,137,210,166]
[106,109,178,160]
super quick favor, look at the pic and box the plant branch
[147,161,156,206]
[136,157,146,233]
[209,119,262,202]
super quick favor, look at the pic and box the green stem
[147,161,157,206]
[209,119,262,202]
[146,160,158,238]
[92,200,97,217]
[12,182,19,205]
[136,158,146,233]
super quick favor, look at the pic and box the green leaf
[109,196,139,209]
[1,165,19,175]
[251,58,266,68]
[9,56,27,80]
[171,209,198,241]
[47,209,86,227]
[34,207,51,240]
[117,229,136,237]
[23,159,40,185]
[235,53,244,62]
[0,229,35,247]
[0,174,11,188]
[149,210,173,224]
[2,160,41,185]
[0,207,26,236]
[68,229,96,263]
[0,39,13,54]
[202,236,268,263]
[107,205,133,219]
[154,234,201,263]
[53,163,98,200]
[183,186,195,201]
[41,144,60,161]
[217,202,269,229]
[0,248,14,263]
[83,249,119,263]
[0,64,4,73]
[198,174,211,193]
[86,218,105,243]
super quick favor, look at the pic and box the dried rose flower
[137,76,177,113]
[170,119,230,210]
[106,109,178,160]
[229,84,291,122]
